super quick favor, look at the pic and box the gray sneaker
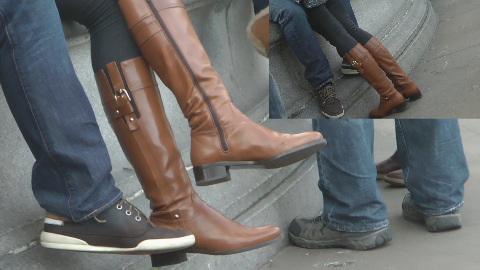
[402,193,462,232]
[288,216,391,250]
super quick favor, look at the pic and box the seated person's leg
[270,0,343,118]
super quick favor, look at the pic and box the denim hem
[321,215,389,233]
[74,191,123,222]
[315,78,335,92]
[414,201,464,216]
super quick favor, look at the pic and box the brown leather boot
[118,0,326,186]
[364,37,422,101]
[376,151,402,180]
[94,57,282,255]
[345,43,408,118]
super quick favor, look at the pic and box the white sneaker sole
[40,232,195,255]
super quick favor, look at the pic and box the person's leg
[0,0,194,254]
[395,119,468,231]
[269,0,343,118]
[341,0,358,26]
[118,0,326,185]
[55,0,141,72]
[0,0,121,222]
[289,119,391,250]
[269,72,287,119]
[57,0,285,254]
[321,0,422,100]
[270,0,334,91]
[306,4,406,118]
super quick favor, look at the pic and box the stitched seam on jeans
[396,120,410,185]
[0,12,75,220]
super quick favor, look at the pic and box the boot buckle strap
[114,89,131,106]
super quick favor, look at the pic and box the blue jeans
[0,0,122,222]
[312,119,468,232]
[270,0,334,91]
[269,72,286,119]
[342,0,358,27]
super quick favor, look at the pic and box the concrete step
[269,0,438,119]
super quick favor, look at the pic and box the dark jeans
[0,0,122,221]
[307,0,372,56]
[270,0,334,91]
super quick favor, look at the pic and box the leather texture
[94,57,281,254]
[376,151,402,176]
[345,43,405,118]
[364,37,420,99]
[118,0,324,168]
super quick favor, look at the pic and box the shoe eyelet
[126,210,132,215]
[135,216,142,222]
[116,204,123,210]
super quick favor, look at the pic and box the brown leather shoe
[376,151,402,180]
[364,37,422,101]
[384,169,406,187]
[118,0,326,186]
[95,57,282,255]
[345,44,408,118]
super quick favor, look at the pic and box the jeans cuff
[415,201,464,216]
[315,78,335,91]
[321,215,389,233]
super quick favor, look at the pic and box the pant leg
[252,0,269,14]
[0,0,122,222]
[312,119,388,232]
[395,119,468,215]
[55,0,141,72]
[306,0,371,56]
[270,0,334,90]
[341,0,358,27]
[269,72,286,119]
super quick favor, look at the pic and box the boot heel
[151,250,188,269]
[407,90,422,101]
[193,164,231,186]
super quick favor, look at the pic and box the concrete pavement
[261,119,480,270]
[389,0,480,118]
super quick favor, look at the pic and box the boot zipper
[146,0,229,152]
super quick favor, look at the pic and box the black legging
[55,0,141,72]
[306,0,372,56]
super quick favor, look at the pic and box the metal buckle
[114,89,131,105]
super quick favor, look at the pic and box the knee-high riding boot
[345,44,408,118]
[94,57,282,254]
[364,37,422,101]
[118,0,326,186]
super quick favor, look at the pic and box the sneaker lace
[113,199,143,222]
[319,84,338,104]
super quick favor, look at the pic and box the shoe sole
[425,214,462,232]
[406,90,422,101]
[321,110,345,119]
[370,100,409,119]
[341,68,360,75]
[40,232,195,255]
[187,233,283,255]
[194,139,327,186]
[383,175,406,187]
[288,227,392,251]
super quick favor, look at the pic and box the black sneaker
[40,199,195,254]
[341,57,359,75]
[289,216,391,250]
[318,83,344,119]
[402,193,462,232]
